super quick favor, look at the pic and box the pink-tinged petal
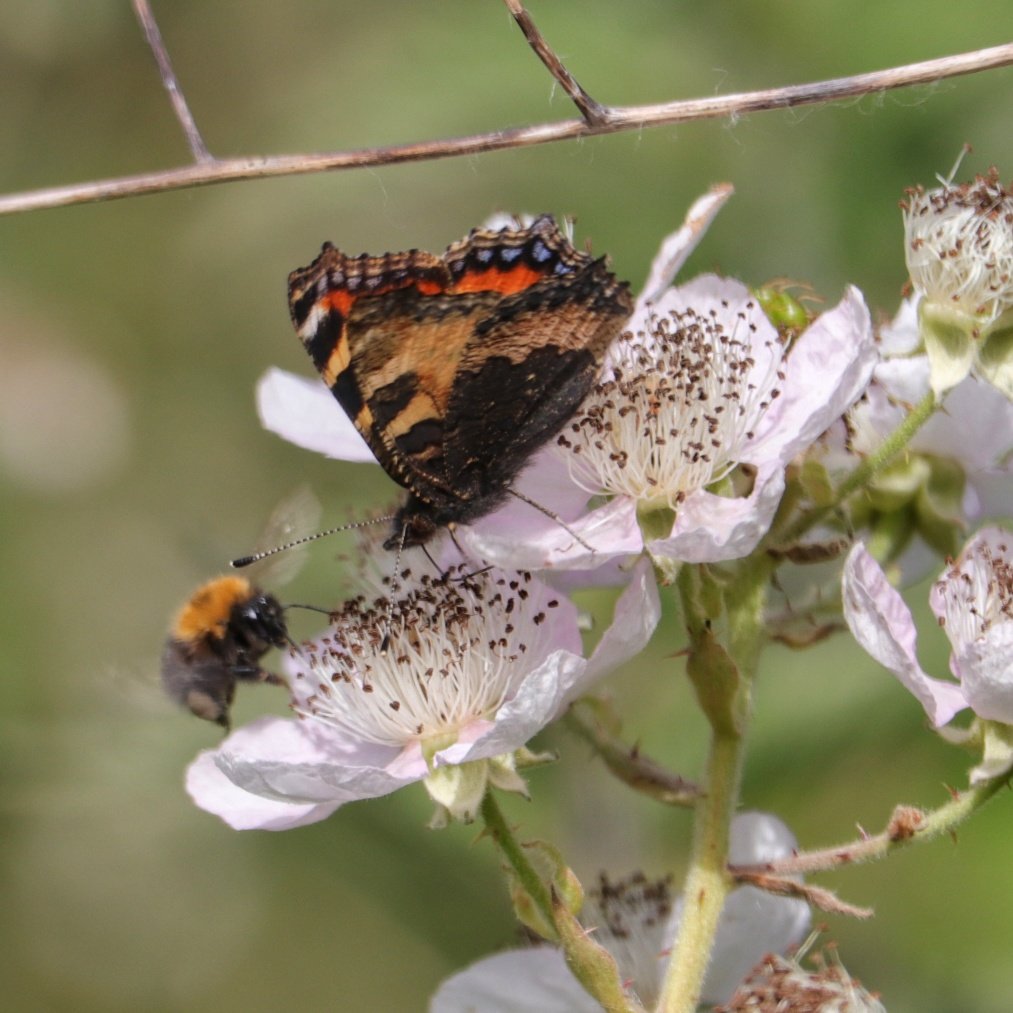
[187,751,340,831]
[256,367,376,463]
[516,447,606,519]
[430,947,600,1013]
[218,747,418,806]
[970,469,1013,521]
[648,463,785,563]
[209,715,417,805]
[843,544,968,725]
[922,376,1013,469]
[458,494,642,571]
[874,355,931,410]
[440,651,587,764]
[959,624,1013,723]
[879,295,922,356]
[747,287,877,465]
[579,557,660,689]
[636,185,735,309]
[186,718,342,830]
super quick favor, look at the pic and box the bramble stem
[657,730,744,1012]
[480,790,554,928]
[732,773,1010,879]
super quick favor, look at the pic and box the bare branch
[502,0,609,126]
[2,41,1011,217]
[131,0,213,164]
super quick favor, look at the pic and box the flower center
[939,537,1013,641]
[584,872,673,1007]
[291,568,558,748]
[557,302,782,508]
[903,169,1013,327]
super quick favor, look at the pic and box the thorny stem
[777,389,937,546]
[731,773,1011,879]
[657,561,767,1012]
[564,704,700,807]
[480,790,555,930]
[658,730,743,1013]
[2,44,1012,215]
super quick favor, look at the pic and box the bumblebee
[161,487,321,730]
[161,575,289,730]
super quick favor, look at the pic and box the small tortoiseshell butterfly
[287,215,632,549]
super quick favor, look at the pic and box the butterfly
[287,215,631,549]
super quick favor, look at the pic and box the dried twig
[730,871,873,919]
[502,0,609,126]
[2,41,1011,217]
[131,0,212,163]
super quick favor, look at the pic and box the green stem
[479,790,555,931]
[657,730,744,1013]
[742,774,1011,878]
[837,389,937,502]
[657,562,766,1012]
[779,389,937,544]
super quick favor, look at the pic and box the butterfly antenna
[379,522,409,654]
[506,488,595,553]
[231,515,396,568]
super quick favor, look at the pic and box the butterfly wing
[289,246,467,505]
[288,217,631,530]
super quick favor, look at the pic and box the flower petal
[256,367,376,463]
[959,624,1013,723]
[580,556,661,689]
[208,715,422,808]
[185,718,342,830]
[430,947,600,1013]
[438,651,587,765]
[636,185,735,308]
[648,462,785,563]
[458,492,643,571]
[842,544,967,725]
[746,286,877,465]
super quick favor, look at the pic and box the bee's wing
[246,485,322,588]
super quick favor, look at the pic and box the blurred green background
[1,3,1010,1010]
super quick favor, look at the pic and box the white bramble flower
[462,274,876,571]
[186,559,659,830]
[807,296,1013,584]
[843,528,1013,742]
[903,169,1013,398]
[430,813,810,1012]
